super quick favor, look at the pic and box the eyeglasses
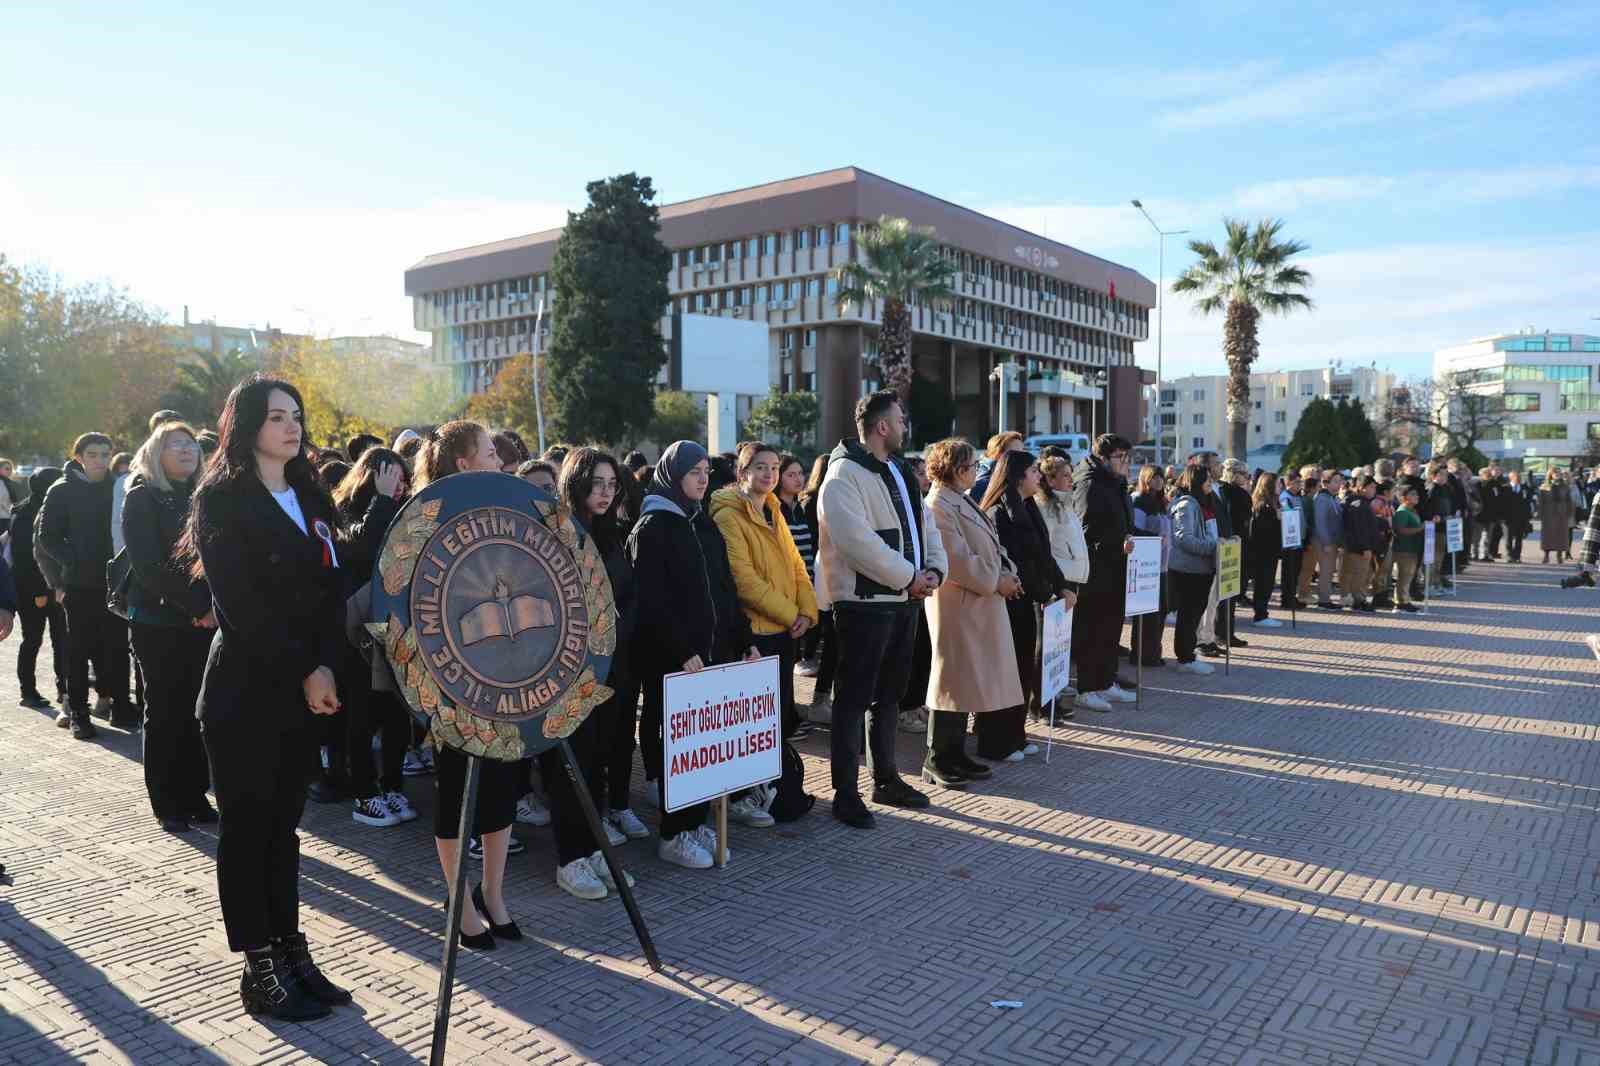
[164,440,200,452]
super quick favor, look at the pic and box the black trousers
[1251,555,1279,620]
[752,632,799,738]
[539,714,601,865]
[805,610,837,702]
[346,687,410,799]
[899,605,932,711]
[639,667,709,840]
[589,672,641,812]
[1279,550,1302,605]
[64,587,128,713]
[17,595,67,699]
[928,709,967,763]
[132,624,211,820]
[1072,573,1123,693]
[1508,525,1525,559]
[976,597,1033,759]
[1171,570,1213,663]
[202,712,317,952]
[831,603,918,799]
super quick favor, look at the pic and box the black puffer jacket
[991,494,1067,603]
[628,498,752,677]
[1343,495,1380,553]
[1070,454,1133,585]
[34,460,115,591]
[8,468,61,600]
[122,474,212,625]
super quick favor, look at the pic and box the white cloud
[0,179,573,341]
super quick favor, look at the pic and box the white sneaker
[691,825,732,863]
[515,794,552,826]
[1003,751,1025,763]
[607,808,650,840]
[898,707,927,733]
[556,857,608,900]
[1251,618,1284,628]
[1073,691,1113,713]
[352,796,400,827]
[1102,684,1137,704]
[795,659,820,678]
[728,796,775,828]
[1022,743,1040,756]
[383,790,418,822]
[1176,660,1215,675]
[588,850,636,891]
[401,749,430,776]
[602,817,627,847]
[657,834,713,870]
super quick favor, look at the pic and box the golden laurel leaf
[418,676,440,712]
[404,656,425,694]
[421,499,442,521]
[392,539,417,561]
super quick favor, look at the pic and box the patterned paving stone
[2,557,1598,1062]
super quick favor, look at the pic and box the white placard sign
[1125,537,1162,617]
[1041,600,1074,705]
[1424,522,1437,566]
[662,656,782,813]
[1445,516,1464,553]
[1281,509,1302,550]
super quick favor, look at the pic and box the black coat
[1423,482,1456,522]
[1478,477,1507,522]
[992,494,1067,604]
[335,491,402,594]
[1343,495,1380,553]
[8,494,51,601]
[1505,483,1536,533]
[1248,503,1282,567]
[34,461,115,591]
[629,502,752,679]
[192,475,347,725]
[1222,482,1253,570]
[122,476,212,625]
[1071,455,1133,586]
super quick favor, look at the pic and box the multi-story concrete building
[166,307,304,360]
[328,335,432,362]
[1157,364,1395,462]
[402,167,1155,444]
[1434,329,1600,473]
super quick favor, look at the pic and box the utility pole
[1131,200,1188,467]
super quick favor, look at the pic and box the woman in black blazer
[182,375,350,1022]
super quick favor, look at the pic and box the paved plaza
[3,557,1600,1064]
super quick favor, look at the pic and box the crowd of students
[0,375,1588,1023]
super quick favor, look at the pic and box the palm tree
[1172,218,1313,459]
[160,347,259,425]
[833,215,956,408]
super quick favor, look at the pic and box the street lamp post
[1131,200,1188,467]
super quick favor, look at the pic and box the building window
[1503,364,1588,383]
[1551,336,1572,352]
[779,232,791,253]
[1274,410,1287,423]
[1277,385,1287,398]
[804,329,816,347]
[795,229,808,250]
[1159,413,1177,426]
[1502,423,1567,440]
[1159,389,1177,403]
[1192,389,1205,401]
[1589,423,1600,440]
[1192,436,1205,448]
[762,235,775,255]
[836,223,849,243]
[815,226,829,247]
[806,278,820,297]
[756,284,769,304]
[1502,393,1541,412]
[1192,413,1204,425]
[1254,424,1263,435]
[1253,400,1263,409]
[1585,338,1600,352]
[1301,384,1315,396]
[826,276,838,296]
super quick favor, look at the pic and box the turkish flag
[1108,279,1117,300]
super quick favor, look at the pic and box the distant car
[1023,433,1091,466]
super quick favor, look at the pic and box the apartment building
[1158,364,1395,458]
[1434,329,1600,472]
[402,167,1155,444]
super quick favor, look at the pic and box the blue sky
[6,1,1598,381]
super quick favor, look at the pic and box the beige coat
[923,485,1022,714]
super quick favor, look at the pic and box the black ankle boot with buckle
[275,932,352,1006]
[240,945,331,1021]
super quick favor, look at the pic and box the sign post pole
[1040,601,1074,763]
[1281,508,1302,631]
[1216,536,1242,676]
[1135,623,1142,711]
[558,738,660,971]
[1046,697,1056,764]
[715,795,729,869]
[1422,518,1437,614]
[430,754,481,1066]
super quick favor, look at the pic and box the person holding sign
[1423,461,1456,591]
[1246,472,1284,627]
[1070,435,1137,709]
[1167,465,1219,675]
[921,438,1023,785]
[709,442,820,824]
[1128,466,1171,666]
[1035,456,1091,687]
[632,441,758,868]
[1277,470,1306,610]
[982,451,1072,757]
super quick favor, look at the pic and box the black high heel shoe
[473,883,522,941]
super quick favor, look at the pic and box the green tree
[546,173,673,444]
[646,390,705,447]
[1282,397,1355,471]
[909,371,956,449]
[1336,397,1381,465]
[1172,218,1315,458]
[745,389,819,452]
[159,347,260,426]
[832,216,957,409]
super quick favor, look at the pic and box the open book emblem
[458,575,556,646]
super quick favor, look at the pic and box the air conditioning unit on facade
[782,299,796,309]
[768,300,781,309]
[731,307,744,317]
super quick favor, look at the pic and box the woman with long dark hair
[182,375,351,1021]
[330,447,412,828]
[1128,465,1171,665]
[408,421,529,933]
[630,441,757,869]
[124,421,215,833]
[1247,471,1284,627]
[978,450,1069,761]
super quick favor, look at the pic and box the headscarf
[645,440,709,517]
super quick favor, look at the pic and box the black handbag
[106,548,133,620]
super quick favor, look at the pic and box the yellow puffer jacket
[708,486,820,635]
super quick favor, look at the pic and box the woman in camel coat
[920,438,1023,788]
[1539,470,1576,563]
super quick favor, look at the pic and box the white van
[1023,433,1091,466]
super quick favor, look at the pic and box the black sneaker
[159,816,192,834]
[1355,601,1377,613]
[872,778,931,810]
[1317,602,1344,610]
[307,775,346,804]
[71,716,97,740]
[189,800,219,824]
[1227,636,1249,648]
[110,705,141,731]
[1398,603,1421,613]
[832,798,875,829]
[1199,642,1224,657]
[19,692,51,709]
